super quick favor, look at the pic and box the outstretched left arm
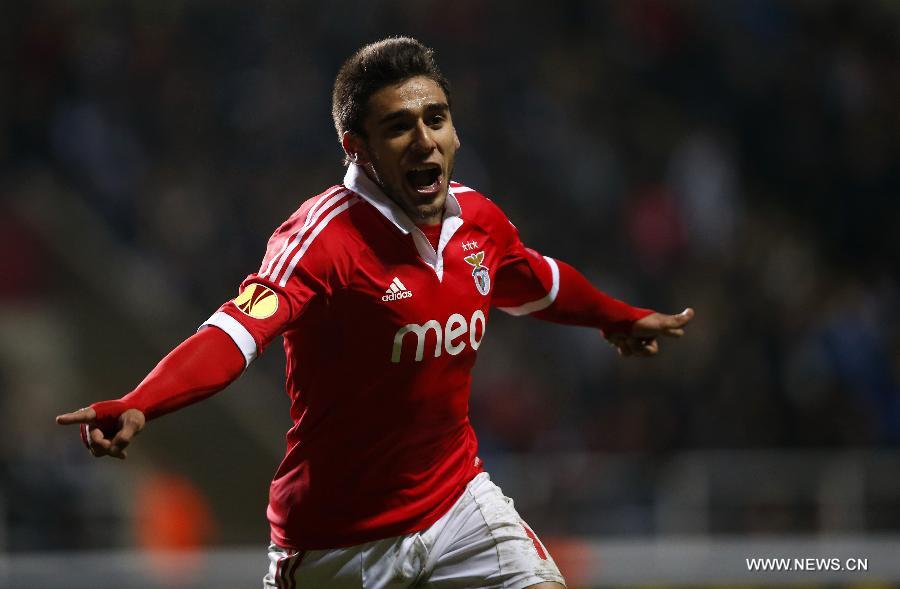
[493,251,694,357]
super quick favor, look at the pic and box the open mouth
[405,165,443,194]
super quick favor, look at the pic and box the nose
[410,120,436,154]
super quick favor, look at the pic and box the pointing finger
[672,308,695,325]
[660,308,694,332]
[56,407,97,426]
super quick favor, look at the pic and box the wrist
[90,399,139,423]
[601,307,654,337]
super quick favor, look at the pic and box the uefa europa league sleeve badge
[463,251,491,296]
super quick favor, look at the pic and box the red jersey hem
[268,464,484,551]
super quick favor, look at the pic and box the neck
[414,212,444,226]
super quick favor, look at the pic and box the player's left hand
[608,307,695,357]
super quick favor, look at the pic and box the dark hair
[332,37,451,145]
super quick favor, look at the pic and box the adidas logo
[382,277,413,302]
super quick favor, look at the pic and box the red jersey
[203,164,559,550]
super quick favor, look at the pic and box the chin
[408,199,441,221]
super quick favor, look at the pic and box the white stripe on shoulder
[260,186,345,278]
[260,187,344,278]
[201,311,257,367]
[269,190,351,283]
[278,196,360,287]
[498,256,560,316]
[450,183,476,195]
[262,186,346,278]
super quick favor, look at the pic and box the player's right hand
[56,406,146,460]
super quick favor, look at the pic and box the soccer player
[57,37,694,589]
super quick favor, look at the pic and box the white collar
[342,163,464,281]
[342,163,462,234]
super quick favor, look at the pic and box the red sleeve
[488,203,653,336]
[90,326,245,429]
[531,260,653,335]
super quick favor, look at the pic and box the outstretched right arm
[55,325,245,459]
[57,189,351,459]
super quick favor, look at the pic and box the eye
[428,115,445,129]
[387,121,412,135]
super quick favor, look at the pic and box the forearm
[532,260,653,335]
[91,326,245,426]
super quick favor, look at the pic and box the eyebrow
[376,102,450,126]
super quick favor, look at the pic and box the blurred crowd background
[2,0,899,564]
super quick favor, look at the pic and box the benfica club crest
[464,251,491,296]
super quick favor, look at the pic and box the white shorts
[264,472,566,589]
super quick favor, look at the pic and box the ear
[341,132,370,165]
[453,128,461,150]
